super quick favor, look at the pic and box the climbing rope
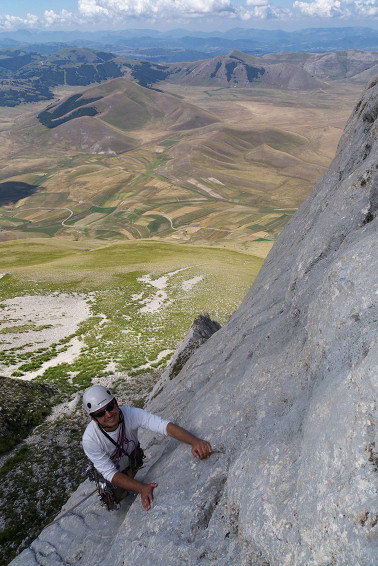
[45,487,98,527]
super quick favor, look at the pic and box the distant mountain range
[169,50,378,89]
[1,46,377,107]
[0,27,377,60]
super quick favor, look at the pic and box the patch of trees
[210,62,222,78]
[0,83,54,107]
[131,61,170,87]
[31,68,65,86]
[38,93,103,128]
[225,61,238,82]
[245,64,265,81]
[0,181,40,205]
[0,51,33,72]
[0,90,20,107]
[95,51,115,62]
[64,61,123,86]
[224,59,265,83]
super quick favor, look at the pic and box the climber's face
[91,398,120,430]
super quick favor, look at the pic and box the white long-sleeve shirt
[82,406,169,483]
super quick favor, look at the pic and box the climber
[82,385,212,511]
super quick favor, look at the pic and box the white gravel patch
[182,275,203,291]
[136,267,198,314]
[0,294,91,379]
[25,336,85,381]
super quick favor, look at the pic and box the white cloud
[43,10,74,26]
[78,0,234,19]
[78,0,110,17]
[79,0,289,20]
[0,13,38,31]
[241,0,289,19]
[0,10,75,31]
[349,0,378,16]
[0,0,376,30]
[293,0,343,16]
[293,0,378,18]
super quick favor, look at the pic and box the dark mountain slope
[0,47,169,106]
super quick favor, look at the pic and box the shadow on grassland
[0,182,40,206]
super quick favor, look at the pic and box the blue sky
[0,0,377,31]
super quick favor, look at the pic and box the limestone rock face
[11,79,377,565]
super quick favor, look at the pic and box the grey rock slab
[10,78,378,565]
[10,480,135,566]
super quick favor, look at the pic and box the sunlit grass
[0,239,263,392]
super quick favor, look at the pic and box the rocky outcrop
[11,78,377,565]
[149,313,221,397]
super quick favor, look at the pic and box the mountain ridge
[1,46,377,107]
[1,26,377,55]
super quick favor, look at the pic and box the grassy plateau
[0,238,263,388]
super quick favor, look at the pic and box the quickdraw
[82,463,120,511]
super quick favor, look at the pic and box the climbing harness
[82,463,121,510]
[97,409,145,475]
[83,409,145,511]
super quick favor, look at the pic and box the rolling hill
[33,78,219,154]
[1,46,377,107]
[0,76,361,251]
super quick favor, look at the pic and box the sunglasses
[91,398,117,418]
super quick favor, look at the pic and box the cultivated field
[0,80,362,255]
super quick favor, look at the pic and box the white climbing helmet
[82,385,114,415]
